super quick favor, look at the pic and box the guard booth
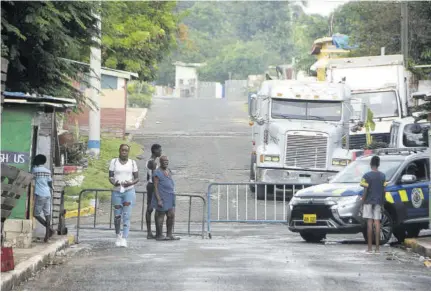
[1,92,75,248]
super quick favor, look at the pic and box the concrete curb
[404,238,431,257]
[65,206,95,219]
[134,108,148,129]
[1,236,73,291]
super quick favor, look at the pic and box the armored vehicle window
[402,123,430,147]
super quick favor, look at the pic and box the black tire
[300,232,326,243]
[393,226,406,243]
[256,185,274,200]
[362,209,393,245]
[406,224,421,238]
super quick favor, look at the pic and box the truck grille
[348,133,390,149]
[285,134,327,169]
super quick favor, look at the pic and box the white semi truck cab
[249,80,356,198]
[326,55,410,149]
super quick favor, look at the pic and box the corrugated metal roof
[2,92,76,108]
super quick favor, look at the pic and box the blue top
[152,168,175,211]
[360,170,386,205]
[32,166,52,197]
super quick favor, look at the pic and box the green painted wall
[1,107,34,219]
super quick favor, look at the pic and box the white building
[173,62,205,98]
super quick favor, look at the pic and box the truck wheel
[406,224,421,238]
[300,232,326,243]
[256,185,275,200]
[362,209,393,245]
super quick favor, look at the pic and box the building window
[101,75,118,89]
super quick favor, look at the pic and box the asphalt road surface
[16,226,431,291]
[73,97,280,233]
[23,98,431,290]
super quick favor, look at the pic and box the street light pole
[400,2,409,64]
[88,11,102,158]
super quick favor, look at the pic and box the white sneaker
[120,238,128,248]
[115,234,122,247]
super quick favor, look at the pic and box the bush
[127,81,155,108]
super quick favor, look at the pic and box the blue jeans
[112,189,136,238]
[34,196,51,217]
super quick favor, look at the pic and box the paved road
[21,98,431,290]
[73,97,283,233]
[16,226,431,291]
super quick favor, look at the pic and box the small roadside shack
[1,92,75,248]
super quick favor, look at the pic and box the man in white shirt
[109,144,139,247]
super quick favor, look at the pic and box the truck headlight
[332,158,351,166]
[260,155,280,162]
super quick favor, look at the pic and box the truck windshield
[403,123,430,147]
[331,159,403,183]
[271,99,342,121]
[351,91,399,119]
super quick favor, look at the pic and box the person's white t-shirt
[109,158,138,192]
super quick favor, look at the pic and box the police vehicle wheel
[406,224,421,238]
[300,232,326,243]
[362,209,393,245]
[393,226,406,243]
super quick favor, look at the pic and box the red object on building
[1,247,15,272]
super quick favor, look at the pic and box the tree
[1,1,100,104]
[101,1,180,81]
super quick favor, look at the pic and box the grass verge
[64,137,143,211]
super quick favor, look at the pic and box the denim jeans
[34,195,51,217]
[112,188,136,238]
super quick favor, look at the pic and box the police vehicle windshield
[331,158,404,183]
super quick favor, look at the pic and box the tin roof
[2,91,76,109]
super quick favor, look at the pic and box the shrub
[127,81,155,108]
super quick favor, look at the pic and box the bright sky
[301,0,351,16]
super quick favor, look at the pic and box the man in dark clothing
[145,144,162,239]
[360,155,387,254]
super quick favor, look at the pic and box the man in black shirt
[360,155,387,254]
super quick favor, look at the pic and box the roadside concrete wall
[4,219,33,248]
[225,80,247,101]
[197,81,223,99]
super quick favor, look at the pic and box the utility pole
[88,11,102,158]
[400,1,409,65]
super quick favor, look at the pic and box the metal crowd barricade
[75,189,206,243]
[206,182,314,238]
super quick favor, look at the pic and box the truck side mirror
[249,94,258,119]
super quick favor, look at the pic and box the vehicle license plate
[303,214,317,224]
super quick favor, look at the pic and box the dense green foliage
[101,1,180,81]
[1,1,100,104]
[156,1,431,86]
[1,1,180,104]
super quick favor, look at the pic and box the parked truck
[326,54,411,149]
[248,79,360,198]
